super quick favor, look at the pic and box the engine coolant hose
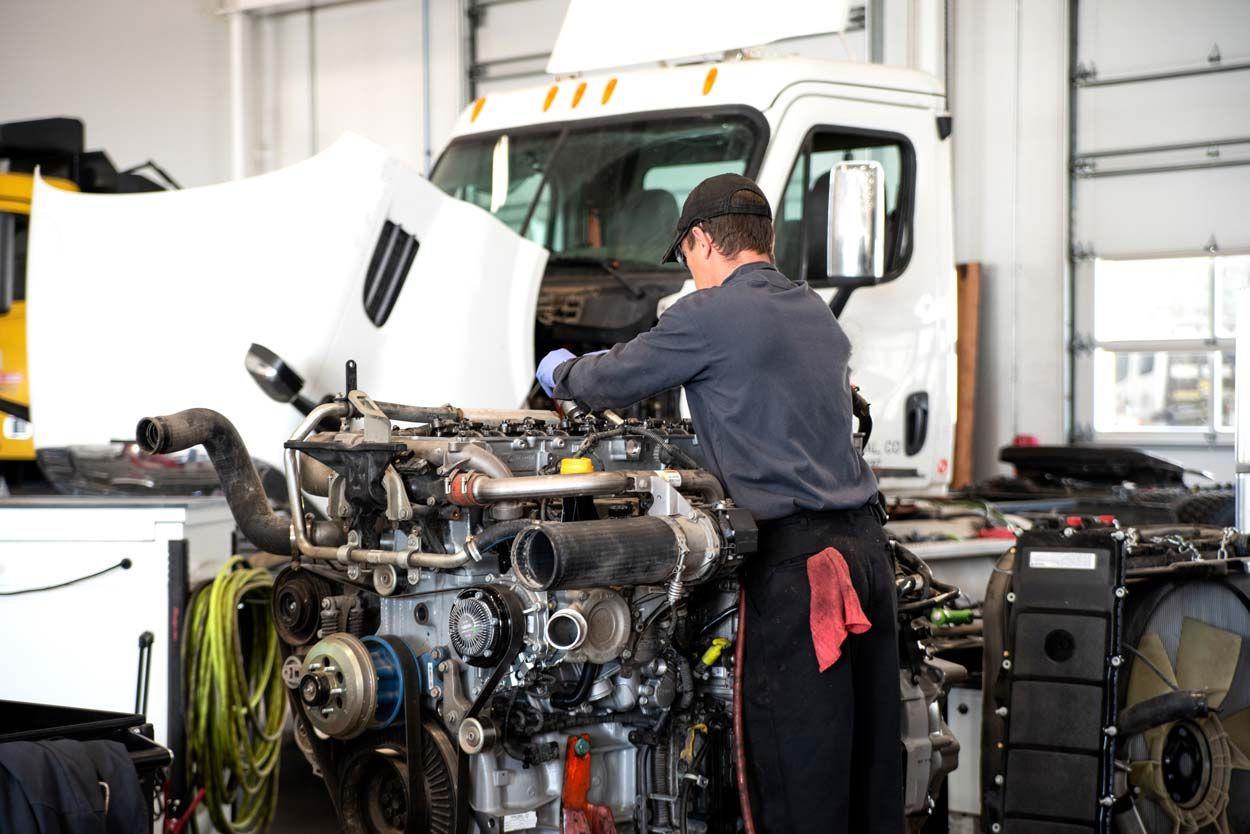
[184,557,287,833]
[733,589,759,834]
[137,409,293,555]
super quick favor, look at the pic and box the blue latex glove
[536,348,576,397]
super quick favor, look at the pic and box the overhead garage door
[1070,0,1250,462]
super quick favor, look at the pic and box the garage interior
[2,1,1249,833]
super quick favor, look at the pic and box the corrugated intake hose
[184,557,287,833]
[512,517,695,591]
[136,409,293,555]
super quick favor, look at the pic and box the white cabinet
[0,497,235,750]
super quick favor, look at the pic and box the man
[535,173,902,833]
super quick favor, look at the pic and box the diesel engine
[138,370,961,833]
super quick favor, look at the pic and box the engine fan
[1123,583,1250,834]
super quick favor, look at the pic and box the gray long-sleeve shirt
[552,261,878,520]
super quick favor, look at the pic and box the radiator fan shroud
[1122,580,1250,834]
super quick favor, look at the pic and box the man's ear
[690,226,714,258]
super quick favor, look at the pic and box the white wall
[0,0,232,188]
[949,0,1069,479]
[259,0,466,175]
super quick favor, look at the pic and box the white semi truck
[431,55,956,496]
[27,52,957,502]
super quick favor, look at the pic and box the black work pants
[741,505,903,834]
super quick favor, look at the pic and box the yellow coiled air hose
[184,557,287,833]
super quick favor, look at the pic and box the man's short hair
[696,190,774,260]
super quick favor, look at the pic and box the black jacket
[0,739,146,834]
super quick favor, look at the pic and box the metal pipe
[458,469,723,505]
[373,401,559,425]
[1075,135,1250,160]
[473,471,631,502]
[284,402,352,560]
[1076,157,1250,179]
[1076,56,1250,88]
[421,0,432,176]
[228,12,247,180]
[300,454,335,496]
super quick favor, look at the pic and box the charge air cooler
[985,529,1127,834]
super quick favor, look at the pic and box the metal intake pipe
[136,408,294,555]
[449,469,724,506]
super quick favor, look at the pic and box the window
[1089,254,1247,436]
[432,111,764,268]
[774,127,914,286]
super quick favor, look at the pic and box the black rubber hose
[550,662,600,710]
[472,520,534,555]
[136,408,293,555]
[1118,690,1208,740]
[512,517,684,590]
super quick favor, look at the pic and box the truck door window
[774,128,914,286]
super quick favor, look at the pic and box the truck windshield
[431,112,762,266]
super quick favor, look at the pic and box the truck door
[761,94,955,494]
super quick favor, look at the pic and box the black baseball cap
[660,173,772,264]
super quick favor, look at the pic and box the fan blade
[1223,708,1250,769]
[1175,618,1242,709]
[1128,632,1179,708]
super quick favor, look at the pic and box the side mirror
[826,160,885,286]
[245,343,305,404]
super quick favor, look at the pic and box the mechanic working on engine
[534,173,901,833]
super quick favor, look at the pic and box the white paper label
[3,415,32,440]
[1029,550,1098,570]
[655,469,683,487]
[503,811,538,831]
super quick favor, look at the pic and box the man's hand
[536,349,576,397]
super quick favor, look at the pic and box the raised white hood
[26,134,548,465]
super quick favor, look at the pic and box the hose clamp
[447,470,482,507]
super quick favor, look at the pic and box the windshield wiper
[545,256,648,300]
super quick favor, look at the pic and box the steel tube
[1077,157,1250,179]
[467,469,723,504]
[473,471,632,502]
[1076,135,1250,160]
[1076,56,1250,88]
[374,401,558,425]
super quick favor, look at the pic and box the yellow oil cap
[559,457,594,474]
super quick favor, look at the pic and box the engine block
[138,385,960,833]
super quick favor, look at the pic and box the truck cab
[432,57,956,494]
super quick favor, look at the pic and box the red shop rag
[807,546,872,671]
